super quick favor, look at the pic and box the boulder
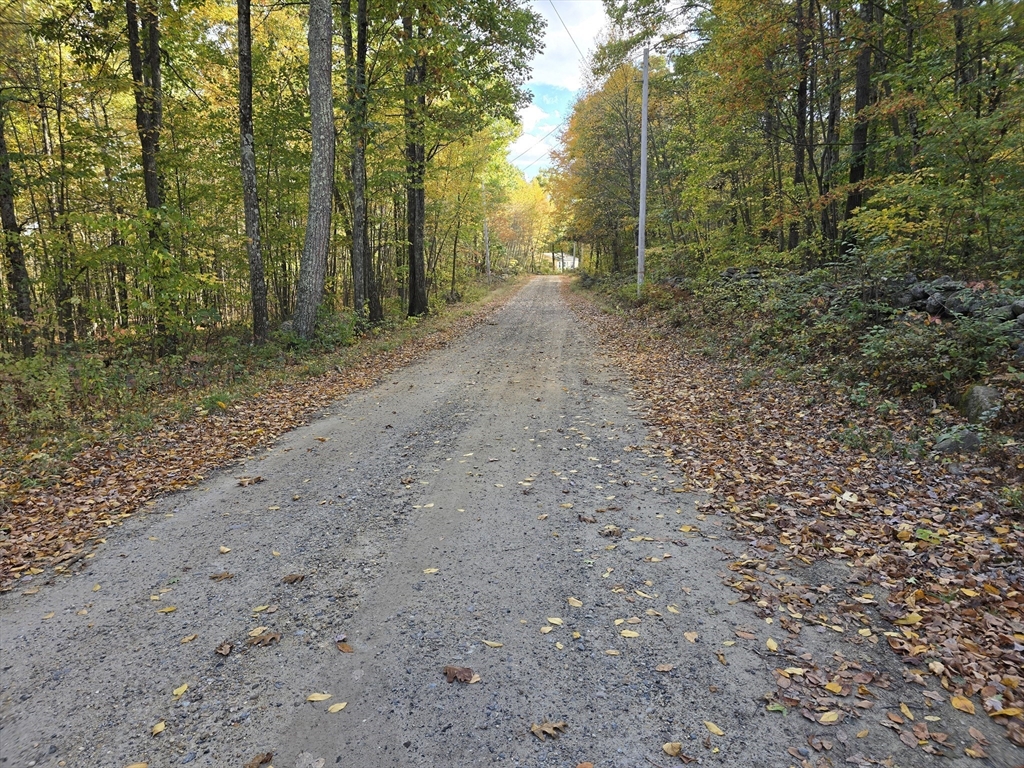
[925,294,946,315]
[1013,299,1024,318]
[962,385,1003,424]
[934,430,981,454]
[986,305,1015,322]
[908,282,929,301]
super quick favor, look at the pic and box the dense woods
[0,0,546,360]
[555,0,1022,283]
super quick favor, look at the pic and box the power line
[508,123,561,165]
[547,0,585,61]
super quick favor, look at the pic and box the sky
[509,0,610,178]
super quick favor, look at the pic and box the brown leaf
[215,641,233,656]
[578,514,597,523]
[530,720,567,740]
[282,573,305,584]
[243,753,272,768]
[443,665,473,683]
[236,476,264,487]
[336,641,354,653]
[209,571,233,581]
[246,631,280,647]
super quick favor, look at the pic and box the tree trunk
[789,0,808,251]
[237,0,268,343]
[0,104,34,356]
[293,0,335,339]
[403,7,428,317]
[843,0,873,235]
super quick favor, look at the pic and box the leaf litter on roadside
[443,665,479,684]
[567,288,1024,747]
[530,720,567,741]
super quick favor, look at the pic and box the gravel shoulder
[1,276,1016,768]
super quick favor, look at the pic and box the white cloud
[527,0,609,92]
[520,103,550,134]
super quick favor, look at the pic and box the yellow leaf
[253,605,269,613]
[157,606,176,614]
[423,568,439,574]
[951,696,975,715]
[900,702,914,721]
[540,626,553,634]
[481,640,503,648]
[469,673,481,684]
[825,682,843,694]
[663,742,682,756]
[306,693,332,702]
[766,637,779,652]
[989,707,1024,717]
[218,546,230,554]
[895,612,923,626]
[547,617,563,626]
[960,588,979,597]
[634,590,655,599]
[784,667,806,676]
[42,612,54,620]
[614,618,625,626]
[151,721,165,736]
[856,729,869,738]
[248,626,269,637]
[679,525,698,532]
[180,634,197,644]
[172,684,188,697]
[92,584,101,592]
[272,551,281,556]
[125,764,149,768]
[555,642,564,650]
[327,702,348,713]
[819,711,840,724]
[604,649,620,656]
[567,597,583,607]
[704,721,725,736]
[620,630,639,638]
[684,632,699,643]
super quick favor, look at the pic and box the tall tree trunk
[293,0,335,339]
[238,0,268,343]
[0,103,34,356]
[789,0,808,251]
[403,7,428,317]
[843,0,873,241]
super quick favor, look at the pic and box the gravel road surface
[2,277,1012,768]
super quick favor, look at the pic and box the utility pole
[482,181,491,282]
[637,46,650,298]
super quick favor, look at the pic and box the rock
[894,293,913,308]
[1016,342,1024,361]
[925,294,946,316]
[962,385,1002,424]
[986,305,1014,322]
[1016,314,1024,329]
[930,275,965,293]
[909,282,929,301]
[944,294,970,316]
[934,430,981,454]
[1012,299,1024,318]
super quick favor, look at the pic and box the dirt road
[1,277,1012,768]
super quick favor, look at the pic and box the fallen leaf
[567,597,583,607]
[951,696,976,715]
[856,729,869,738]
[209,571,234,581]
[443,665,473,683]
[825,682,843,694]
[895,612,923,626]
[218,546,231,554]
[156,606,176,614]
[704,721,725,736]
[243,753,273,768]
[306,692,332,701]
[684,631,699,643]
[988,707,1023,717]
[656,664,674,672]
[247,631,280,647]
[964,745,988,759]
[469,673,481,684]
[92,584,101,592]
[766,637,779,651]
[620,630,639,638]
[604,649,620,656]
[576,763,594,768]
[248,626,269,637]
[125,764,149,768]
[151,721,165,736]
[423,568,439,574]
[735,630,756,640]
[327,702,347,713]
[540,626,553,634]
[715,651,727,665]
[663,742,682,756]
[530,720,567,740]
[819,711,840,724]
[180,633,197,644]
[172,684,188,697]
[481,640,503,648]
[252,604,269,612]
[900,702,914,721]
[336,641,354,653]
[547,617,563,626]
[215,641,233,656]
[282,573,304,584]
[42,612,54,620]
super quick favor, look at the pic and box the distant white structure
[544,251,579,272]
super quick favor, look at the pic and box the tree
[293,0,335,340]
[238,0,269,343]
[0,97,34,356]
